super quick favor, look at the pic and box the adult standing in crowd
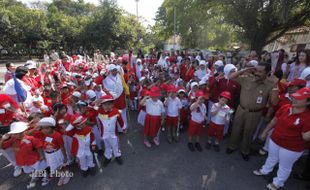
[227,62,279,161]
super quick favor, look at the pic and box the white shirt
[190,103,207,123]
[103,74,123,99]
[210,103,230,125]
[143,99,165,116]
[165,97,182,117]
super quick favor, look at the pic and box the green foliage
[0,0,147,55]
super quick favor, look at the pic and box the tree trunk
[250,36,267,55]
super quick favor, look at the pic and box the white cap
[249,60,258,67]
[199,60,207,66]
[214,60,224,67]
[37,117,56,127]
[8,122,28,134]
[199,80,207,86]
[72,91,81,98]
[178,89,186,93]
[84,78,92,86]
[86,90,96,99]
[139,76,146,82]
[190,82,199,89]
[137,59,142,63]
[32,96,43,103]
[107,64,117,71]
[25,60,37,69]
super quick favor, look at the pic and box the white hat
[37,117,56,127]
[199,60,207,66]
[139,76,146,82]
[177,89,186,93]
[190,82,199,89]
[86,90,96,99]
[199,80,207,86]
[72,91,81,98]
[107,64,117,71]
[84,78,92,86]
[137,59,142,63]
[8,122,28,134]
[25,60,37,69]
[214,60,224,67]
[92,73,99,78]
[32,96,43,103]
[224,64,237,79]
[249,60,258,67]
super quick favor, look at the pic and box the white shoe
[267,183,280,190]
[62,176,71,185]
[41,177,50,186]
[253,170,265,176]
[13,166,22,177]
[26,178,37,189]
[57,176,65,186]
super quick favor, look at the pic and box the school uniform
[166,97,182,127]
[1,135,47,173]
[71,126,96,171]
[97,108,125,159]
[208,103,231,141]
[143,99,165,138]
[188,103,207,137]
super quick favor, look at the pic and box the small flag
[13,73,27,102]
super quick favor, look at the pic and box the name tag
[45,137,53,143]
[256,96,263,104]
[0,109,5,114]
[22,139,31,144]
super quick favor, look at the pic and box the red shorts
[188,120,203,137]
[166,116,178,127]
[207,122,224,141]
[144,114,161,138]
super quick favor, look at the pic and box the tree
[218,0,310,52]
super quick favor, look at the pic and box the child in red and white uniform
[96,94,126,167]
[0,122,47,189]
[206,91,232,152]
[177,88,189,131]
[140,88,165,148]
[66,114,96,177]
[37,117,70,186]
[164,86,182,143]
[187,90,208,152]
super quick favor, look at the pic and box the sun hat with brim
[37,117,56,127]
[291,87,310,100]
[99,94,114,103]
[288,78,306,87]
[220,91,232,100]
[149,91,161,98]
[8,122,28,134]
[196,90,208,99]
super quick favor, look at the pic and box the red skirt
[207,122,224,141]
[114,91,126,110]
[166,116,178,127]
[188,120,203,137]
[144,114,161,138]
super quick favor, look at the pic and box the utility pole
[173,3,176,51]
[135,0,139,20]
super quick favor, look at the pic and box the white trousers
[262,129,274,152]
[63,135,73,162]
[260,139,303,187]
[92,125,103,150]
[103,137,121,159]
[78,154,95,171]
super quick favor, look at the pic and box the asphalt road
[0,111,308,190]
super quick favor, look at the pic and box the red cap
[167,85,177,93]
[149,91,161,98]
[288,78,306,87]
[150,86,160,93]
[291,87,310,100]
[140,89,149,97]
[196,90,208,99]
[220,91,232,100]
[100,94,114,103]
[72,114,87,126]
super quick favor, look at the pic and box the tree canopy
[0,0,146,55]
[154,0,310,52]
